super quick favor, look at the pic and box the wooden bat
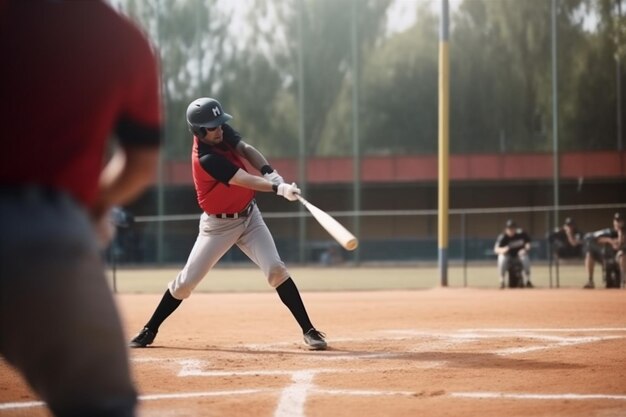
[296,195,358,251]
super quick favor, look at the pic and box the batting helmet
[186,97,232,137]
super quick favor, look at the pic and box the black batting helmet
[186,97,232,137]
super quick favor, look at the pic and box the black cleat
[129,327,157,348]
[303,328,327,351]
[525,281,534,288]
[583,281,595,289]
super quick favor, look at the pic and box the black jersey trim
[116,116,162,147]
[198,152,239,185]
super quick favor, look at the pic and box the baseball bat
[296,195,359,251]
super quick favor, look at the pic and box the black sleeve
[115,115,162,147]
[198,153,240,185]
[495,233,506,247]
[221,123,242,148]
[523,231,531,243]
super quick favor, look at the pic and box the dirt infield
[1,288,625,416]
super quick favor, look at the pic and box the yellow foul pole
[438,0,450,286]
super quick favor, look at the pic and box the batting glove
[263,170,284,185]
[277,182,301,201]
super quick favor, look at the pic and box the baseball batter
[130,98,327,350]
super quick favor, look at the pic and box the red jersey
[192,124,255,214]
[0,1,161,207]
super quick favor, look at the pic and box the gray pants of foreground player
[0,189,136,417]
[497,253,531,283]
[169,205,290,299]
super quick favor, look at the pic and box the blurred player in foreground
[494,219,533,288]
[583,212,625,289]
[0,1,161,416]
[129,97,327,351]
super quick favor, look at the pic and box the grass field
[109,263,593,293]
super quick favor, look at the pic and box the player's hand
[277,182,301,201]
[92,209,116,249]
[263,170,284,185]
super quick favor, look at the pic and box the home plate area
[126,328,626,417]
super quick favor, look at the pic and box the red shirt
[192,124,255,214]
[0,1,161,207]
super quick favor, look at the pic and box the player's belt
[207,199,256,219]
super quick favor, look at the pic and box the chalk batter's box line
[3,389,626,412]
[240,328,626,352]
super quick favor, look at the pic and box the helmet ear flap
[189,124,207,138]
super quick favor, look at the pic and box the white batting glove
[263,170,284,185]
[277,182,301,201]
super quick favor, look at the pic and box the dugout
[119,151,626,265]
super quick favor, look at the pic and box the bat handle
[295,194,307,205]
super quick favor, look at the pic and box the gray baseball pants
[0,188,136,417]
[497,253,531,282]
[169,205,290,299]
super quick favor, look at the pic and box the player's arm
[234,140,285,184]
[93,145,159,219]
[92,29,162,223]
[229,169,275,192]
[229,169,300,201]
[494,235,509,255]
[200,153,298,199]
[234,140,269,171]
[565,229,580,246]
[522,233,532,252]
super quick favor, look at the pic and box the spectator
[548,217,584,259]
[494,219,533,288]
[583,212,625,289]
[320,245,343,266]
[0,2,161,416]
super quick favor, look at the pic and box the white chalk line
[0,400,44,410]
[492,336,623,355]
[5,328,623,412]
[455,328,626,333]
[5,389,625,412]
[0,385,415,412]
[274,370,314,417]
[243,328,626,350]
[451,392,626,401]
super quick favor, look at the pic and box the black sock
[145,289,183,332]
[276,278,314,333]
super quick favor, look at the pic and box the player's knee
[267,264,289,288]
[168,280,193,300]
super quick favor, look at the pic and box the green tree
[357,3,439,155]
[235,0,392,156]
[122,0,233,159]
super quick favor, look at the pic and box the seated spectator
[320,245,343,266]
[494,219,533,288]
[548,217,584,259]
[583,212,625,289]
